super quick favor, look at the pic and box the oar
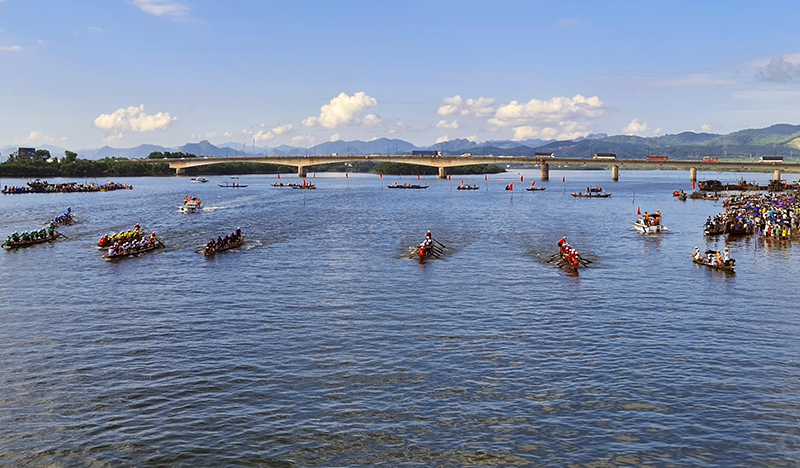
[579,258,593,265]
[546,252,560,263]
[58,232,69,239]
[408,249,420,259]
[432,238,447,249]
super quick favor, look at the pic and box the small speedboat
[191,177,209,183]
[633,217,667,234]
[179,198,202,213]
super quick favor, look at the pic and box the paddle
[432,238,447,249]
[58,232,69,239]
[546,252,560,263]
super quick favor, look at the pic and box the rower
[723,247,730,264]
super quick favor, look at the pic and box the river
[1,170,798,467]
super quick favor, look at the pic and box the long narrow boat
[526,186,546,191]
[388,183,428,189]
[51,209,74,226]
[103,239,165,259]
[572,191,611,198]
[3,231,64,248]
[692,258,736,271]
[456,184,480,190]
[204,236,246,256]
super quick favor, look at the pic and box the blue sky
[1,0,799,151]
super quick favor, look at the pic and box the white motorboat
[179,198,202,213]
[633,217,667,234]
[191,177,209,183]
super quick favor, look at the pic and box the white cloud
[756,55,800,83]
[435,135,449,144]
[302,91,378,128]
[253,122,293,142]
[466,135,477,142]
[330,133,341,142]
[436,119,459,129]
[437,95,495,117]
[291,134,316,147]
[489,94,606,128]
[0,45,22,52]
[654,74,734,87]
[622,118,648,135]
[128,0,190,19]
[223,131,233,138]
[512,121,591,141]
[94,105,176,134]
[367,136,379,142]
[104,133,125,144]
[701,124,712,132]
[88,26,103,32]
[363,113,382,127]
[16,131,68,144]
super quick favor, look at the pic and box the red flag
[302,179,306,187]
[485,174,488,181]
[562,177,565,183]
[637,207,641,215]
[692,181,696,190]
[461,180,464,185]
[448,174,451,181]
[510,183,514,191]
[531,181,536,187]
[417,174,421,180]
[346,173,349,179]
[277,174,281,179]
[520,175,524,182]
[379,173,383,179]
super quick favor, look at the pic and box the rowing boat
[572,192,611,198]
[103,239,164,259]
[456,184,480,190]
[692,258,736,271]
[204,236,246,256]
[526,187,546,191]
[3,231,64,248]
[388,183,428,189]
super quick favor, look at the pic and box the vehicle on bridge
[593,153,617,160]
[535,152,555,158]
[646,155,669,161]
[702,156,718,163]
[412,150,442,157]
[759,156,783,163]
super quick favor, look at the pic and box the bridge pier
[176,167,186,175]
[690,167,697,182]
[611,165,619,181]
[298,165,307,177]
[438,167,447,179]
[774,169,781,181]
[540,163,549,181]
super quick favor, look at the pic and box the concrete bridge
[163,155,800,181]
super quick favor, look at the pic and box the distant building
[18,147,35,159]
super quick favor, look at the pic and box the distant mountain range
[3,125,800,162]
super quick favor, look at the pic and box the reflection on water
[1,171,799,466]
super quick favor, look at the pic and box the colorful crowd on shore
[706,192,800,240]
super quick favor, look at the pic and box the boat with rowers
[456,184,479,190]
[219,177,247,188]
[51,207,74,226]
[103,233,164,259]
[526,182,545,191]
[190,177,209,183]
[633,211,667,234]
[292,182,316,189]
[98,224,145,248]
[179,196,202,213]
[409,231,444,263]
[551,237,589,274]
[3,225,63,248]
[388,182,428,189]
[572,186,611,198]
[203,228,245,256]
[691,247,736,271]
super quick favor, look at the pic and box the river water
[1,170,799,467]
